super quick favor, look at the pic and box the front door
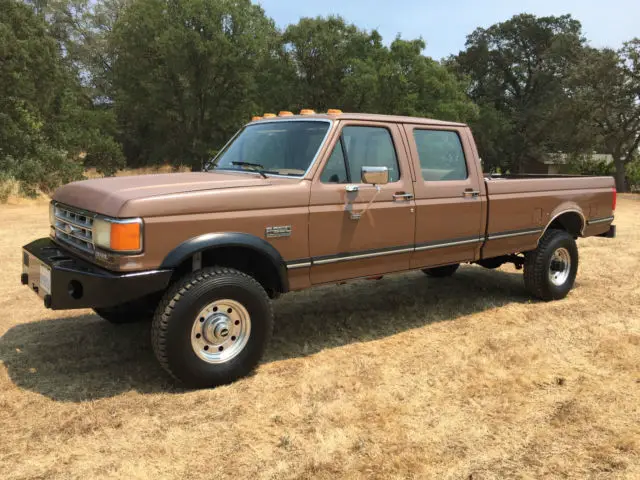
[309,122,416,285]
[402,124,485,269]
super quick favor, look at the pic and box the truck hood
[53,171,270,217]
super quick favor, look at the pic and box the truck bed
[481,174,615,259]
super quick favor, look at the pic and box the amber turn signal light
[110,222,141,252]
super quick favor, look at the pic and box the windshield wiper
[231,161,268,178]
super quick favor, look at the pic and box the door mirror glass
[361,166,389,185]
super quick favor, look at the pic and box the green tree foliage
[39,0,128,100]
[570,42,640,191]
[1,0,123,197]
[4,2,640,194]
[283,17,476,122]
[282,16,384,111]
[110,0,281,170]
[1,0,82,195]
[376,38,477,121]
[451,14,587,173]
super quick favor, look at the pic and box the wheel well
[546,211,584,238]
[171,247,284,298]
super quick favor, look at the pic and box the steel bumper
[21,238,172,310]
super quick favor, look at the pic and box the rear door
[403,124,486,268]
[308,121,416,284]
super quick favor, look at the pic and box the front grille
[53,204,95,255]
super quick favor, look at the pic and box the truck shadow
[0,266,530,402]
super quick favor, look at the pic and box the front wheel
[151,267,273,388]
[524,229,579,301]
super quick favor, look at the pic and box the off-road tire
[423,263,460,278]
[524,229,579,301]
[93,297,157,324]
[151,267,273,388]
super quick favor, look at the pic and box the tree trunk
[613,155,628,192]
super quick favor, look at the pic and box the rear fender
[539,203,585,242]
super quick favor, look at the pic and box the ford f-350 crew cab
[21,111,617,388]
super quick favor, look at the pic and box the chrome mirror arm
[344,184,381,220]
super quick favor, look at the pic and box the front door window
[320,126,400,184]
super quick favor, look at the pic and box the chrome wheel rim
[548,248,571,286]
[191,299,251,364]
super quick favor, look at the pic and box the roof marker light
[327,109,343,114]
[263,113,276,118]
[300,109,315,115]
[278,111,294,116]
[251,116,262,121]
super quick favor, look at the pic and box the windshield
[208,120,331,176]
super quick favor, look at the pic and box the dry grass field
[0,196,639,479]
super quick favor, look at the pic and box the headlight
[93,217,143,253]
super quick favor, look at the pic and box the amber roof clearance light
[300,109,315,115]
[327,109,343,114]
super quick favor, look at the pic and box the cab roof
[250,112,467,128]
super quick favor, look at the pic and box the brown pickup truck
[21,111,617,387]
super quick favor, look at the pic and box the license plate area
[40,264,51,294]
[23,250,50,299]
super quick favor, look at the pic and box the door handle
[463,189,480,198]
[393,192,414,201]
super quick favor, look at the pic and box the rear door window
[413,130,467,181]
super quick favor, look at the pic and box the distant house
[525,153,613,174]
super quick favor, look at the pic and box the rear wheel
[422,263,459,278]
[151,267,273,388]
[524,229,578,301]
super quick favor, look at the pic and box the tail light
[612,187,617,211]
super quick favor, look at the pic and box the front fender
[160,232,289,292]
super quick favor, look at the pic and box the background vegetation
[2,0,640,198]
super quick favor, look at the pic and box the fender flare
[538,207,586,244]
[160,232,289,292]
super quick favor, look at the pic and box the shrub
[0,172,19,203]
[0,145,83,198]
[84,137,126,177]
[567,154,615,176]
[627,157,640,193]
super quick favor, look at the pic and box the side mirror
[361,166,389,185]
